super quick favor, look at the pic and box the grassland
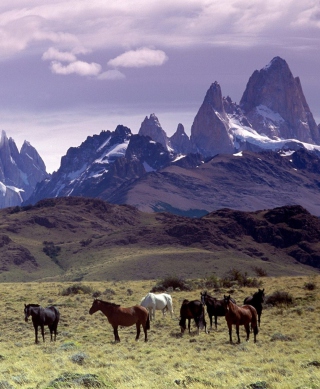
[0,275,319,388]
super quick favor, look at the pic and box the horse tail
[166,296,173,314]
[146,313,150,330]
[250,306,259,334]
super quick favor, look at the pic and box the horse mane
[95,299,120,307]
[26,304,40,307]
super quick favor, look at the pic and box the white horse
[140,292,173,321]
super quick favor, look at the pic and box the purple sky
[0,1,320,172]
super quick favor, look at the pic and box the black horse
[179,299,207,335]
[24,304,60,343]
[243,288,265,327]
[200,291,236,330]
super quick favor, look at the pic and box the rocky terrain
[1,197,319,281]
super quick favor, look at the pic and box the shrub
[265,290,294,306]
[304,281,316,291]
[151,276,192,292]
[204,273,220,289]
[80,238,92,247]
[221,268,262,287]
[47,372,105,388]
[43,241,61,260]
[252,266,268,277]
[60,283,94,296]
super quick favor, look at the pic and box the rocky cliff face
[240,56,320,144]
[138,113,170,150]
[0,131,48,208]
[169,123,192,154]
[26,125,177,205]
[190,81,234,157]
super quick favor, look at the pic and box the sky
[0,1,320,173]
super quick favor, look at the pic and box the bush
[221,268,262,287]
[265,290,294,306]
[151,276,192,292]
[204,273,220,289]
[304,281,316,291]
[252,266,268,277]
[60,283,94,296]
[43,241,61,260]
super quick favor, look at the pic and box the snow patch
[143,162,155,172]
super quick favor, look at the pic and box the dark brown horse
[89,299,150,342]
[244,288,265,327]
[200,291,236,330]
[24,304,60,344]
[179,299,207,335]
[223,295,258,344]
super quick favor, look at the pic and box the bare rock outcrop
[240,56,320,144]
[169,123,192,154]
[138,113,170,150]
[190,81,234,157]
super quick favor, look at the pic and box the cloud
[42,47,77,62]
[97,69,126,80]
[50,60,101,76]
[108,47,168,68]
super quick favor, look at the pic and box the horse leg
[258,312,261,327]
[245,323,250,342]
[214,315,218,330]
[135,322,141,341]
[228,324,233,344]
[41,325,45,342]
[113,326,120,342]
[253,323,258,343]
[236,324,240,343]
[48,325,53,341]
[34,324,39,344]
[188,319,191,333]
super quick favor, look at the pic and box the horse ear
[24,304,26,307]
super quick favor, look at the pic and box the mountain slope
[109,148,320,217]
[0,197,319,281]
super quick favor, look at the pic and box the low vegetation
[0,275,319,388]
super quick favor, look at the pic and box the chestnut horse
[89,299,150,342]
[244,288,265,327]
[223,295,258,344]
[179,299,207,335]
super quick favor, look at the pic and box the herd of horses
[24,288,265,344]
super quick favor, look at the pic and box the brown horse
[223,295,258,344]
[89,299,150,342]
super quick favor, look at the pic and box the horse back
[43,306,60,325]
[241,304,258,325]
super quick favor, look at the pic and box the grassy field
[0,275,319,389]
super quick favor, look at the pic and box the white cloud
[97,69,126,80]
[108,47,168,68]
[42,47,77,62]
[0,1,317,60]
[50,60,101,76]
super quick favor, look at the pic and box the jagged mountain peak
[239,56,320,145]
[203,81,224,112]
[263,56,289,71]
[138,113,169,149]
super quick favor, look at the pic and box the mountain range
[1,56,320,217]
[24,56,320,217]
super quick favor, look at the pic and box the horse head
[257,288,265,302]
[24,304,30,322]
[200,291,207,305]
[223,295,231,311]
[89,299,100,315]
